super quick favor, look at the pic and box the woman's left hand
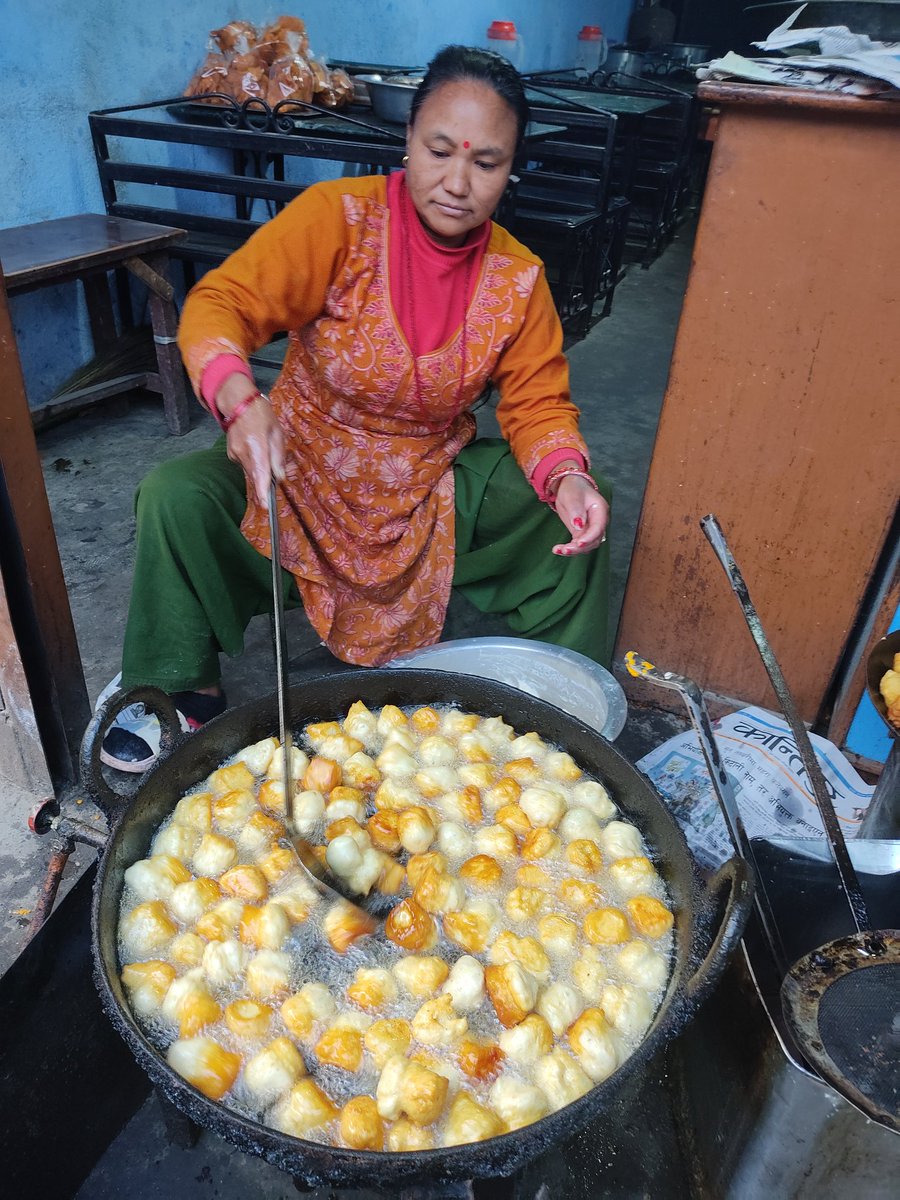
[552,476,609,556]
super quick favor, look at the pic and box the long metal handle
[268,480,294,826]
[699,513,870,936]
[626,651,787,972]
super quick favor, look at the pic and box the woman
[102,45,611,771]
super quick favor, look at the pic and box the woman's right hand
[215,376,285,506]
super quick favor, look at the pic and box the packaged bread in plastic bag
[210,20,258,55]
[184,52,230,102]
[267,56,315,110]
[260,16,310,58]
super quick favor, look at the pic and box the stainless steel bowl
[356,74,423,123]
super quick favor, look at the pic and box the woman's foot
[97,673,227,773]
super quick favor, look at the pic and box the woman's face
[405,79,518,247]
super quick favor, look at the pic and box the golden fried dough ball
[443,900,501,954]
[496,803,532,838]
[538,913,580,957]
[559,878,602,910]
[343,700,377,743]
[364,1018,412,1069]
[532,1049,592,1112]
[572,946,607,1003]
[442,955,486,1012]
[474,824,518,860]
[498,1013,553,1066]
[521,828,562,861]
[616,940,669,991]
[387,1118,435,1151]
[610,856,659,896]
[219,864,269,904]
[173,792,213,832]
[212,789,257,834]
[272,1078,339,1136]
[543,750,582,783]
[626,895,674,939]
[515,864,554,891]
[393,955,450,998]
[348,967,398,1012]
[440,786,484,825]
[412,995,468,1047]
[536,982,584,1037]
[120,900,177,958]
[162,969,221,1037]
[239,902,291,951]
[323,900,377,953]
[169,877,221,924]
[567,1008,620,1083]
[599,820,643,861]
[376,1055,448,1126]
[484,777,521,812]
[167,1036,241,1101]
[397,806,436,854]
[244,1036,306,1105]
[151,822,200,863]
[566,839,603,875]
[224,998,273,1040]
[489,1075,549,1130]
[484,961,539,1027]
[124,854,191,903]
[195,897,244,942]
[600,983,655,1038]
[367,810,401,853]
[169,931,206,968]
[572,779,616,820]
[443,1091,505,1146]
[505,885,549,923]
[414,865,466,915]
[192,833,238,878]
[436,820,473,859]
[121,960,176,1017]
[342,752,381,790]
[385,898,438,952]
[459,854,503,891]
[584,906,631,946]
[235,736,279,776]
[519,785,566,830]
[237,810,285,856]
[208,761,255,796]
[202,937,248,988]
[457,1037,504,1082]
[281,982,335,1040]
[245,949,292,999]
[340,1095,385,1150]
[315,1020,365,1073]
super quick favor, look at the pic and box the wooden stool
[0,213,191,435]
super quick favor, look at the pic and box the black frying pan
[84,669,753,1189]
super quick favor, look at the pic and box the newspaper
[698,3,900,94]
[637,705,875,869]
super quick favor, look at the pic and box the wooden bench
[0,213,191,435]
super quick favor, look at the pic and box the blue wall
[1,2,635,407]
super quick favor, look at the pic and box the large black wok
[84,669,753,1189]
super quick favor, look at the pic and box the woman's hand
[216,376,285,506]
[551,475,609,556]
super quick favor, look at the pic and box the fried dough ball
[151,822,200,863]
[376,742,418,778]
[626,896,674,939]
[496,803,532,838]
[457,730,494,763]
[616,940,669,991]
[193,833,238,878]
[317,733,364,763]
[256,779,286,817]
[195,897,244,942]
[566,839,603,875]
[443,900,501,954]
[484,961,539,1027]
[387,1118,435,1151]
[257,843,298,886]
[219,864,269,903]
[510,732,547,759]
[559,878,602,910]
[489,931,551,983]
[459,761,499,790]
[343,700,377,742]
[244,1036,306,1105]
[442,955,486,1011]
[459,854,503,891]
[505,885,548,923]
[600,983,655,1038]
[521,828,562,861]
[572,779,616,820]
[436,821,473,859]
[393,955,450,998]
[364,1018,413,1069]
[489,1075,550,1130]
[484,776,521,812]
[212,789,257,834]
[538,914,580,957]
[224,999,273,1040]
[302,755,341,793]
[498,1014,554,1066]
[397,807,436,854]
[239,901,291,950]
[376,1055,448,1126]
[324,790,366,825]
[414,866,466,915]
[406,851,447,889]
[879,668,900,707]
[170,931,206,968]
[515,864,554,891]
[443,1091,505,1146]
[537,982,584,1037]
[474,824,518,860]
[322,900,377,953]
[584,906,630,946]
[533,1050,592,1112]
[281,982,336,1040]
[169,877,221,924]
[377,704,408,735]
[544,750,582,783]
[440,786,484,825]
[340,1095,384,1150]
[245,949,292,999]
[476,713,515,746]
[457,1036,504,1082]
[238,810,285,855]
[167,1037,241,1101]
[568,1008,620,1083]
[273,1078,339,1137]
[599,820,643,861]
[506,757,542,784]
[343,751,381,790]
[121,900,177,957]
[121,960,177,1017]
[173,792,213,832]
[610,856,659,896]
[124,854,191,903]
[519,785,566,829]
[275,880,316,924]
[162,969,221,1037]
[267,745,310,787]
[348,967,398,1012]
[415,765,459,799]
[572,946,607,1003]
[315,1020,365,1072]
[235,736,278,775]
[208,761,256,796]
[202,937,248,987]
[385,898,438,952]
[441,709,481,736]
[373,778,420,811]
[412,995,468,1046]
[367,810,401,853]
[558,807,603,845]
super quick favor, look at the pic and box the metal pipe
[24,838,75,942]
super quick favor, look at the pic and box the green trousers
[121,437,611,690]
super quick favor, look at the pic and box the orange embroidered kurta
[178,175,589,665]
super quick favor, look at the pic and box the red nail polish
[573,516,584,530]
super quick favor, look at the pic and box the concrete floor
[1,226,693,971]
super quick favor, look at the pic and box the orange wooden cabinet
[615,83,900,725]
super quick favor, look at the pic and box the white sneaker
[96,673,189,773]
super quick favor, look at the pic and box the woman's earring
[402,154,409,166]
